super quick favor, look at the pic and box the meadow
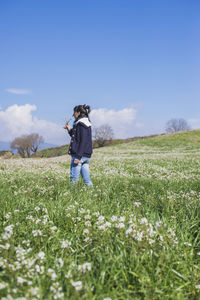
[0,130,200,299]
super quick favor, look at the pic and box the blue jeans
[70,156,93,186]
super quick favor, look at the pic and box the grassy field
[0,130,200,299]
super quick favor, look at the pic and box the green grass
[0,130,200,299]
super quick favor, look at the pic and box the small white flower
[37,251,45,260]
[0,243,10,250]
[55,258,64,268]
[98,216,105,224]
[29,287,39,296]
[105,221,111,228]
[50,226,57,233]
[84,237,91,243]
[35,264,44,274]
[84,214,91,220]
[195,285,200,289]
[0,282,8,290]
[71,281,82,291]
[65,270,72,279]
[126,228,133,235]
[32,229,42,237]
[155,221,162,228]
[184,242,192,247]
[5,213,11,220]
[111,215,118,222]
[134,202,141,207]
[5,224,14,233]
[85,221,92,227]
[17,276,27,284]
[115,222,125,229]
[61,240,71,249]
[51,272,57,281]
[78,262,91,273]
[83,228,89,235]
[140,218,148,225]
[48,268,54,275]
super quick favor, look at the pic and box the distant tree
[10,133,44,158]
[93,124,114,147]
[11,137,27,158]
[165,118,191,134]
[29,133,44,153]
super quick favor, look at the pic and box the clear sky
[0,0,199,144]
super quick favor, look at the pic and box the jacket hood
[75,117,91,127]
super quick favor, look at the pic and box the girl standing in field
[64,105,93,186]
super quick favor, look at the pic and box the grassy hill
[32,133,161,158]
[0,129,200,299]
[134,129,200,149]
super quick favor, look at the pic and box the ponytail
[73,104,91,121]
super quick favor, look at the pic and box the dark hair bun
[83,104,91,114]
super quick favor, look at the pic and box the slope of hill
[32,130,200,158]
[32,134,159,158]
[94,129,200,159]
[134,129,200,149]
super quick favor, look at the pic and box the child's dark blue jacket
[68,117,93,160]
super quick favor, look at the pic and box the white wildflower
[32,230,42,237]
[78,262,91,273]
[195,285,200,289]
[98,216,105,224]
[85,221,92,227]
[83,228,89,235]
[37,251,45,260]
[126,227,133,235]
[50,226,57,233]
[61,240,71,248]
[0,243,10,250]
[111,215,118,222]
[115,222,125,229]
[184,242,192,247]
[17,276,27,284]
[155,221,162,228]
[28,287,39,296]
[0,282,8,290]
[5,213,11,220]
[140,218,148,225]
[51,272,57,281]
[71,281,82,291]
[84,214,91,220]
[55,258,64,268]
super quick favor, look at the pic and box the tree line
[11,118,191,158]
[11,133,44,158]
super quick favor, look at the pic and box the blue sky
[0,0,199,144]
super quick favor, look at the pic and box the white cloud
[0,104,68,144]
[5,88,32,95]
[90,107,138,138]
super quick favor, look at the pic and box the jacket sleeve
[68,128,73,137]
[75,124,88,160]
